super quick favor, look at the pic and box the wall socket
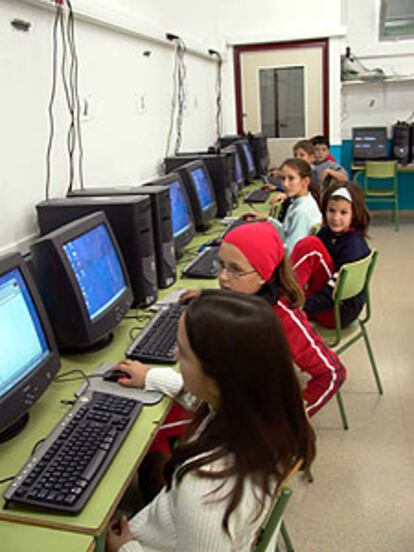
[80,94,92,122]
[136,92,147,115]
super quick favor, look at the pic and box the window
[380,0,414,41]
[259,66,305,139]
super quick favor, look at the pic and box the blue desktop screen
[242,143,255,172]
[63,223,127,321]
[190,167,215,211]
[168,180,192,238]
[235,152,243,182]
[0,268,49,398]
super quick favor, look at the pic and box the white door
[238,41,327,167]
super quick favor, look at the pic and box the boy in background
[311,135,348,191]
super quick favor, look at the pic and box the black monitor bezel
[235,139,256,182]
[143,173,195,254]
[222,145,245,190]
[30,211,133,350]
[0,252,60,439]
[352,126,388,161]
[180,160,218,229]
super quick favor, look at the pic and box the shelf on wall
[342,76,414,85]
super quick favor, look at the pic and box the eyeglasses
[216,258,257,279]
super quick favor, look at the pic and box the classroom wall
[341,0,414,139]
[0,0,223,255]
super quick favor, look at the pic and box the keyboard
[3,392,143,514]
[182,246,219,279]
[244,188,271,203]
[126,302,185,364]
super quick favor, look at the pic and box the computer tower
[392,122,410,165]
[165,153,235,217]
[36,196,158,307]
[67,187,176,289]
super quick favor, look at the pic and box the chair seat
[313,320,359,345]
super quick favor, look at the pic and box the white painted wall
[0,0,223,254]
[341,0,414,138]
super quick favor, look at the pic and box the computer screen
[235,139,255,183]
[189,166,215,211]
[30,212,133,351]
[0,253,60,441]
[63,224,127,321]
[168,179,193,238]
[352,127,388,161]
[0,269,49,398]
[242,142,255,173]
[235,151,243,184]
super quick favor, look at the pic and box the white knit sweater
[118,369,271,552]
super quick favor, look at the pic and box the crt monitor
[30,211,133,351]
[0,252,60,442]
[352,127,388,162]
[221,145,244,191]
[144,173,195,256]
[176,161,218,230]
[236,139,256,183]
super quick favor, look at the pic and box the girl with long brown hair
[106,290,315,552]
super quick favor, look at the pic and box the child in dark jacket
[290,181,371,328]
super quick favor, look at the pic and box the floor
[285,213,414,552]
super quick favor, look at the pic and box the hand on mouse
[114,360,149,388]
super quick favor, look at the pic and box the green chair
[253,487,294,552]
[355,161,398,231]
[314,250,383,430]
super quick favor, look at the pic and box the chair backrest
[253,487,292,552]
[333,251,376,302]
[365,161,397,179]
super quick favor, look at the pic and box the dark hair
[280,158,320,206]
[260,255,305,309]
[293,140,315,156]
[311,135,330,148]
[164,290,316,533]
[321,181,370,237]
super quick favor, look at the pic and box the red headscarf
[223,222,285,282]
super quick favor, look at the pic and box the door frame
[233,38,329,137]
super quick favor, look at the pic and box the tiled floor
[285,213,414,551]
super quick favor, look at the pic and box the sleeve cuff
[145,367,184,398]
[119,541,143,552]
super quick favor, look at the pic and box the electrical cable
[209,50,223,141]
[67,0,85,190]
[174,38,187,155]
[45,4,61,200]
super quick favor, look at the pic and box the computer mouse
[103,369,131,383]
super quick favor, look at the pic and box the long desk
[0,519,95,552]
[0,182,265,546]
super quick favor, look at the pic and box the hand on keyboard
[179,288,201,304]
[115,360,150,388]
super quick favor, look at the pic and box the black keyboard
[126,302,185,364]
[182,246,219,279]
[244,188,270,203]
[3,392,143,514]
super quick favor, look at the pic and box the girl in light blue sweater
[264,158,322,254]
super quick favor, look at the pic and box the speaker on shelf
[392,122,410,165]
[410,124,414,163]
